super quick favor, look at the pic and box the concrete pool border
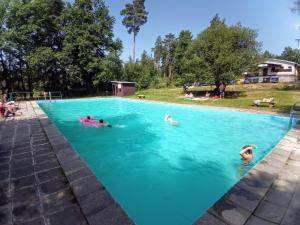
[33,100,300,225]
[30,101,135,225]
[40,96,291,117]
[194,123,300,225]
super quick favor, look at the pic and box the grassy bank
[130,83,300,113]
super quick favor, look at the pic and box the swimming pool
[38,98,290,225]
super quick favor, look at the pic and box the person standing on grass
[219,81,226,99]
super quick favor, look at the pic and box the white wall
[278,75,297,82]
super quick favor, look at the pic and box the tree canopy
[0,4,264,96]
[152,15,261,85]
[279,47,300,64]
[193,15,261,84]
[0,0,122,95]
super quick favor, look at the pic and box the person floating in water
[240,144,256,163]
[99,119,112,128]
[165,113,178,125]
[83,116,93,122]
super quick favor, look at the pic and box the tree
[193,15,261,84]
[93,49,123,93]
[261,50,275,60]
[0,0,123,96]
[279,47,300,64]
[120,0,148,62]
[0,0,10,93]
[153,32,193,84]
[173,30,193,83]
[4,0,65,92]
[291,0,300,13]
[152,36,163,70]
[139,50,159,88]
[162,33,176,81]
[61,0,120,94]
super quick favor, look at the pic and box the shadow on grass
[189,90,246,99]
[276,105,292,114]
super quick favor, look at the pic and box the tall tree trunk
[133,33,136,62]
[27,72,32,92]
[62,71,68,96]
[168,63,172,80]
[0,51,9,93]
[20,72,25,91]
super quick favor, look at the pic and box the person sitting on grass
[99,119,112,128]
[0,95,22,118]
[240,144,256,163]
[165,113,178,125]
[184,92,194,99]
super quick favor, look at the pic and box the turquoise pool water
[39,98,290,225]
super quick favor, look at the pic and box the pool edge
[38,96,291,118]
[33,100,300,225]
[30,101,135,225]
[193,121,300,225]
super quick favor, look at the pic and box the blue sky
[104,0,300,60]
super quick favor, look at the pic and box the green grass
[130,83,300,114]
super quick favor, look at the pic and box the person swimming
[165,113,178,125]
[99,119,112,128]
[240,144,256,163]
[82,116,93,123]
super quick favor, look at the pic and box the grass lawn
[130,83,300,114]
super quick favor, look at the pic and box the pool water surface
[38,98,290,225]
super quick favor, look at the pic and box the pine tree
[120,0,148,62]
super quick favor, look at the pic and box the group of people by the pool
[81,113,178,128]
[81,113,255,163]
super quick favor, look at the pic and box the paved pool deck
[194,125,300,225]
[0,101,300,225]
[0,101,134,225]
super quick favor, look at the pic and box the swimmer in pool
[99,119,112,128]
[165,113,178,125]
[83,116,92,122]
[240,144,256,163]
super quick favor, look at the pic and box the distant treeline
[0,0,298,96]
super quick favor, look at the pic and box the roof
[111,81,135,84]
[264,58,300,66]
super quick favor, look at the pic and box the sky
[103,0,300,60]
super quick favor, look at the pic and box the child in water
[240,144,256,163]
[99,119,112,128]
[83,116,93,122]
[165,113,178,125]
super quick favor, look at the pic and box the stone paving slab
[0,101,134,225]
[194,121,300,225]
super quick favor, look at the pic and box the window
[279,68,292,72]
